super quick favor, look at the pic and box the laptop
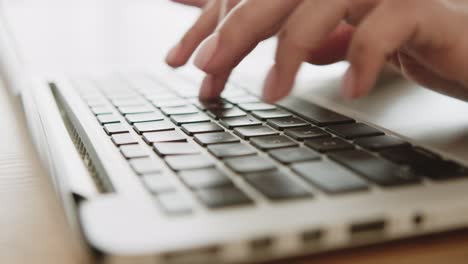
[4,1,468,264]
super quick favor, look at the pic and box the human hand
[167,0,468,102]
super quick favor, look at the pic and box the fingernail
[199,75,215,99]
[194,33,220,71]
[165,43,182,66]
[343,66,356,99]
[262,66,279,103]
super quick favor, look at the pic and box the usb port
[349,219,386,241]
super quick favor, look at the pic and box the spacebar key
[276,97,354,126]
[329,150,420,187]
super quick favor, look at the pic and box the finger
[166,0,220,67]
[199,71,231,99]
[263,0,349,102]
[171,0,208,8]
[194,0,302,74]
[345,1,418,98]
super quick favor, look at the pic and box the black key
[165,154,215,171]
[194,132,240,146]
[153,142,199,156]
[120,144,148,159]
[233,126,279,139]
[181,122,224,136]
[251,109,292,120]
[238,102,276,112]
[354,135,409,150]
[251,135,298,150]
[97,114,120,125]
[91,106,112,115]
[133,121,174,134]
[142,174,176,193]
[208,143,257,158]
[305,137,354,152]
[103,123,128,135]
[220,116,262,129]
[196,186,253,208]
[269,147,321,164]
[142,131,186,144]
[326,123,384,139]
[179,169,233,189]
[192,99,233,111]
[157,192,193,215]
[170,113,211,125]
[329,150,420,187]
[129,158,161,175]
[285,127,330,141]
[118,105,155,115]
[380,147,468,180]
[208,108,246,119]
[292,161,368,194]
[224,95,260,104]
[277,97,354,126]
[225,156,276,174]
[125,112,164,124]
[161,105,199,115]
[111,133,138,146]
[266,117,309,130]
[245,170,311,200]
[152,99,188,108]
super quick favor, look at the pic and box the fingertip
[199,74,225,100]
[262,66,291,103]
[342,66,356,99]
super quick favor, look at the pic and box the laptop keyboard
[73,73,468,216]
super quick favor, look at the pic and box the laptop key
[224,95,260,104]
[103,123,129,135]
[238,102,276,112]
[129,158,161,175]
[125,112,164,124]
[225,156,276,174]
[326,123,384,139]
[133,121,174,134]
[196,186,253,209]
[354,135,409,150]
[157,192,193,215]
[170,113,211,125]
[111,98,147,107]
[266,117,309,130]
[153,142,200,156]
[208,143,257,158]
[329,150,420,187]
[120,144,148,159]
[111,133,138,146]
[220,116,262,129]
[251,135,298,150]
[192,99,233,111]
[119,105,155,115]
[285,127,330,141]
[152,99,188,108]
[194,132,240,146]
[208,108,246,119]
[91,106,112,115]
[269,147,321,164]
[305,137,354,152]
[142,131,186,144]
[292,161,368,194]
[142,174,176,194]
[161,105,199,115]
[179,168,233,189]
[181,122,224,135]
[245,170,311,200]
[233,126,279,139]
[165,154,215,171]
[251,109,292,120]
[277,97,354,126]
[380,147,468,180]
[97,114,120,125]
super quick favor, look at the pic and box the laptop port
[413,213,425,227]
[349,219,386,242]
[249,237,273,253]
[301,229,323,245]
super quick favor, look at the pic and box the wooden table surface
[2,1,468,263]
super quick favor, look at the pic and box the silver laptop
[4,2,468,264]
